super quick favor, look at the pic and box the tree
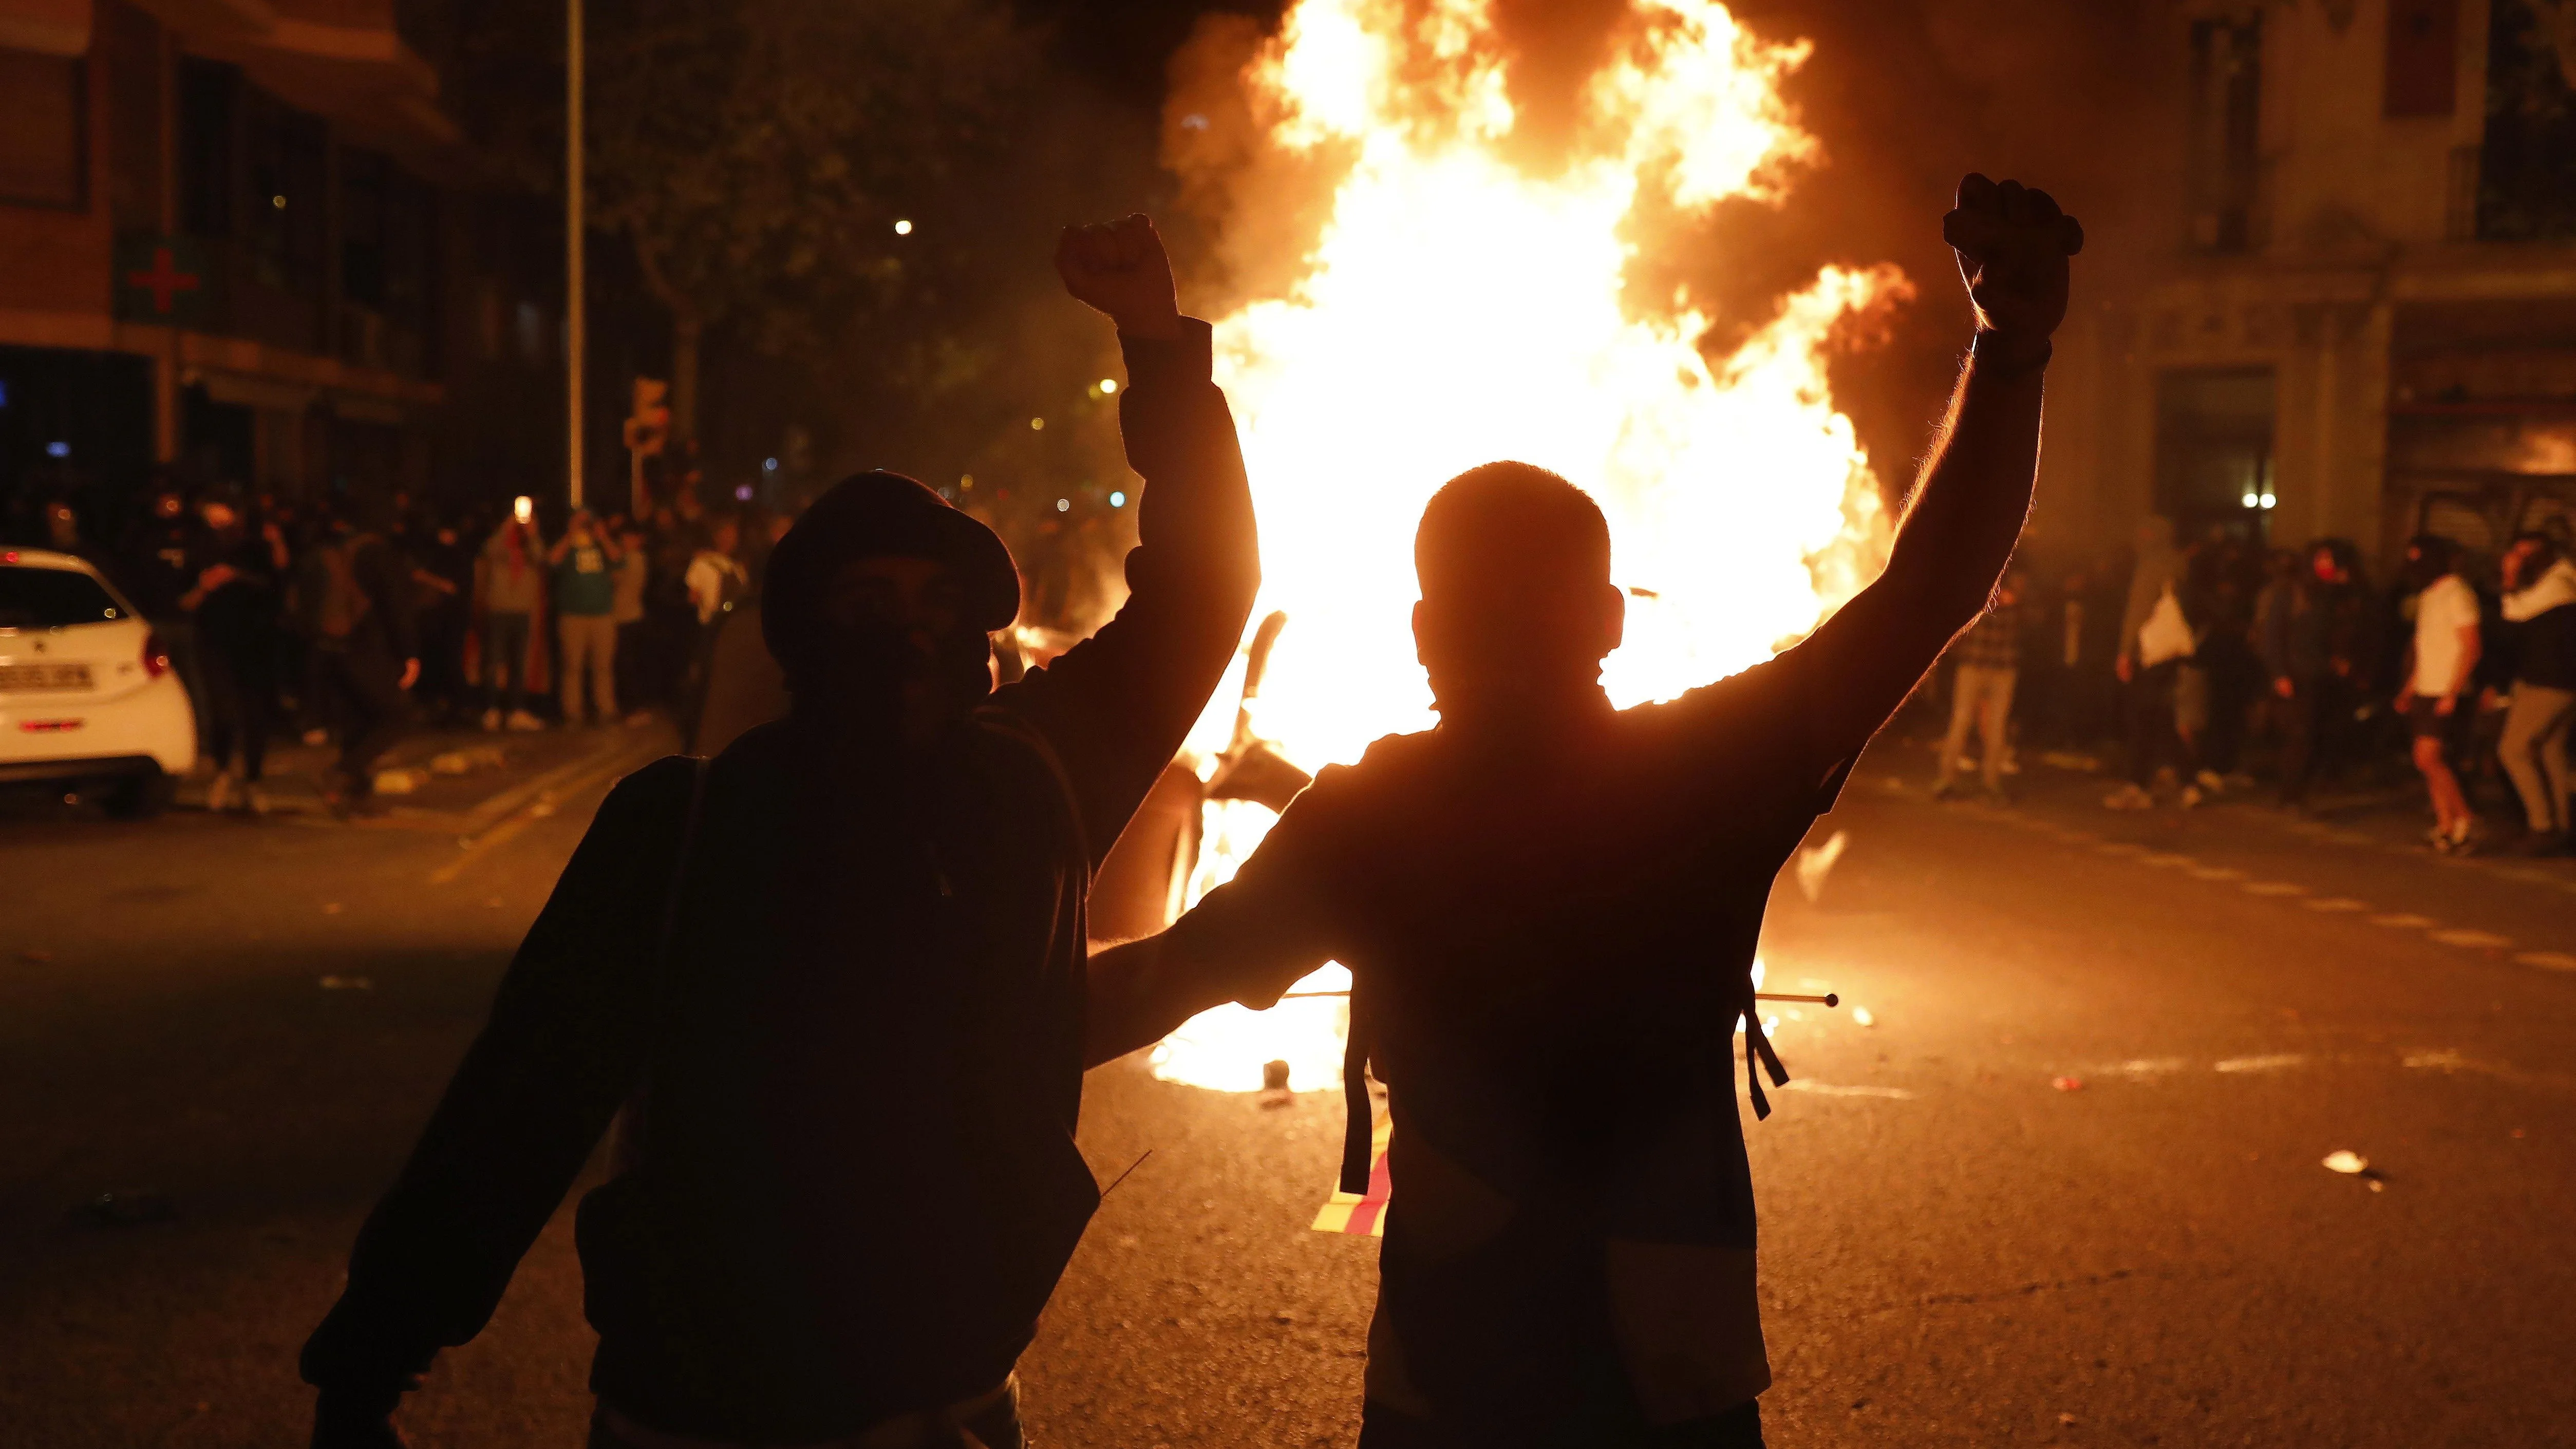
[590,0,1038,443]
[451,0,1041,446]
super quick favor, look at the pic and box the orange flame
[1148,0,1906,1092]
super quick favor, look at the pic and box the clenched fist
[1943,174,2082,365]
[1056,214,1182,341]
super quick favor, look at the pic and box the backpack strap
[1338,977,1376,1195]
[1739,991,1790,1122]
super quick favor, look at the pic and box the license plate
[0,663,93,692]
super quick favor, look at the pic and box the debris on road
[429,746,509,776]
[1795,830,1849,902]
[373,766,433,796]
[318,975,374,991]
[2322,1150,2367,1174]
[2052,1075,2085,1092]
[1852,1006,1876,1027]
[66,1191,175,1227]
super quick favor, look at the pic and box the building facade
[0,0,563,544]
[2042,0,2576,572]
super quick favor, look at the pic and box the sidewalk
[177,716,679,830]
[1875,736,2576,974]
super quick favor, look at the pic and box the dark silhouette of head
[2403,533,2457,590]
[762,471,1020,741]
[1412,461,1623,720]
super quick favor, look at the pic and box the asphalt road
[3,738,2570,1448]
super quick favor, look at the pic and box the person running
[2496,532,2576,854]
[299,500,421,818]
[300,214,1259,1449]
[2396,534,2483,853]
[1084,175,2079,1449]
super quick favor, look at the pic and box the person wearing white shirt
[2395,534,2483,853]
[2497,533,2576,854]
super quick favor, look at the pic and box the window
[341,148,389,307]
[0,48,87,210]
[0,567,123,630]
[2478,0,2576,239]
[180,59,236,237]
[2384,0,2458,118]
[2185,16,2262,253]
[2156,369,2278,545]
[242,90,326,294]
[103,4,163,231]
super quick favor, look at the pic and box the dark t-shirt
[1164,644,1849,1439]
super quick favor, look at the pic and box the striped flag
[1310,1114,1392,1236]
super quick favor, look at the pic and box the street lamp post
[567,0,586,510]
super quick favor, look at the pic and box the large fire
[1145,0,1905,1092]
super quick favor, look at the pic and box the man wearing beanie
[300,215,1258,1449]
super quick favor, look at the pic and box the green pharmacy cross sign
[114,236,211,326]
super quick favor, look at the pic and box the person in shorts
[2396,533,2483,852]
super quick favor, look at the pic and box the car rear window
[0,566,126,629]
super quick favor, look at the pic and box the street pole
[566,0,586,510]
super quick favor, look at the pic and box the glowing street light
[1099,378,1118,394]
[893,219,913,236]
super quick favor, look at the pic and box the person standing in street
[477,506,548,731]
[1085,175,2079,1449]
[550,508,624,728]
[2268,539,2372,811]
[300,214,1260,1449]
[610,516,655,724]
[1932,567,2023,801]
[181,494,288,815]
[2105,516,2203,809]
[2496,532,2576,854]
[300,500,420,818]
[119,477,213,734]
[2396,534,2484,853]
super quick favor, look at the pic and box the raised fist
[1943,174,2082,347]
[1055,214,1182,341]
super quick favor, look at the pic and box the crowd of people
[7,469,778,816]
[1927,516,2576,855]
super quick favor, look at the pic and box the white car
[0,548,197,818]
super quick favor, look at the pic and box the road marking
[430,739,665,886]
[2095,841,2149,857]
[2184,864,2245,881]
[2429,928,2514,949]
[2139,852,2195,868]
[2302,897,2370,912]
[2242,881,2306,896]
[2371,913,2437,928]
[2214,1053,2307,1074]
[1778,1080,1917,1100]
[2097,1058,2188,1079]
[2403,1049,2465,1070]
[2516,951,2576,972]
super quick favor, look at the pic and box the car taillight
[142,631,171,678]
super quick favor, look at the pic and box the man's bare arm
[1086,933,1244,1069]
[1796,175,2082,765]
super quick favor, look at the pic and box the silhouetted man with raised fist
[1087,175,2082,1449]
[302,215,1258,1449]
